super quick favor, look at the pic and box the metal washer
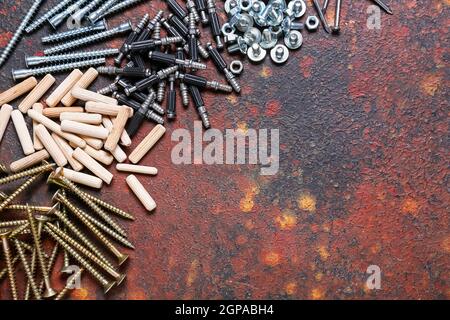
[230,60,244,75]
[270,44,289,64]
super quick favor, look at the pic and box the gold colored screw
[48,174,134,220]
[14,239,42,300]
[46,223,126,285]
[0,162,54,185]
[60,189,71,273]
[49,174,128,237]
[8,223,30,239]
[0,191,6,199]
[26,205,57,298]
[54,268,84,301]
[80,209,135,250]
[4,204,53,212]
[0,255,19,281]
[0,219,28,228]
[0,229,18,300]
[46,227,116,294]
[0,163,8,174]
[47,203,115,269]
[38,232,60,296]
[54,191,129,265]
[0,173,43,212]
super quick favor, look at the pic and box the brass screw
[4,204,53,212]
[0,229,18,300]
[60,189,71,273]
[26,205,57,298]
[0,254,19,281]
[8,223,30,239]
[46,223,126,285]
[49,174,128,237]
[0,163,8,174]
[38,235,60,295]
[0,219,28,228]
[47,203,115,269]
[0,162,54,185]
[54,268,84,300]
[80,209,135,250]
[14,239,42,300]
[54,191,129,265]
[49,175,134,220]
[0,191,6,199]
[0,173,43,212]
[45,227,116,294]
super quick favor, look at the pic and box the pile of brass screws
[0,161,133,299]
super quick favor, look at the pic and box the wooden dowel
[0,104,13,144]
[72,148,113,184]
[69,136,103,150]
[60,112,102,124]
[85,101,133,117]
[61,67,98,107]
[102,116,131,147]
[27,109,86,148]
[11,109,35,155]
[9,149,50,172]
[83,145,113,166]
[46,69,83,108]
[61,120,109,140]
[42,107,84,118]
[52,133,83,171]
[116,164,158,175]
[18,74,55,113]
[31,103,44,150]
[55,167,102,189]
[71,87,117,105]
[35,124,67,167]
[128,124,166,164]
[0,77,37,105]
[104,106,128,152]
[126,175,156,212]
[109,144,127,163]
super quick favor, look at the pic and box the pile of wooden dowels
[0,69,165,212]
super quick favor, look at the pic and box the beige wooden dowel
[116,164,158,175]
[71,87,117,105]
[35,124,67,167]
[102,116,131,147]
[18,74,55,113]
[52,133,83,171]
[85,101,133,117]
[61,67,98,107]
[109,144,127,163]
[9,149,50,172]
[104,106,129,152]
[126,175,156,212]
[11,109,35,155]
[42,107,84,118]
[83,145,113,166]
[55,167,102,189]
[128,124,166,164]
[27,109,86,148]
[31,103,44,150]
[0,77,37,105]
[0,104,13,144]
[72,148,113,184]
[46,69,83,108]
[70,136,103,150]
[61,120,109,140]
[60,112,102,124]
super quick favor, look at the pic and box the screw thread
[41,22,107,43]
[54,268,84,300]
[136,13,150,32]
[156,81,166,102]
[38,241,60,294]
[0,0,43,67]
[4,204,53,212]
[152,22,161,40]
[197,106,211,129]
[59,176,128,237]
[197,43,210,59]
[0,162,54,185]
[0,174,42,212]
[147,111,165,124]
[52,205,115,269]
[207,81,233,92]
[28,49,118,67]
[8,223,30,239]
[0,163,8,174]
[180,82,190,106]
[14,240,41,300]
[44,22,131,55]
[88,0,118,23]
[151,102,165,115]
[224,69,241,93]
[100,0,146,20]
[1,236,18,300]
[82,191,134,220]
[46,227,113,291]
[187,1,201,22]
[0,220,28,228]
[0,255,19,282]
[26,0,74,33]
[97,83,118,95]
[48,0,91,28]
[157,65,178,79]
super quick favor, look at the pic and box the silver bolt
[12,58,106,81]
[0,0,44,68]
[156,81,166,103]
[48,0,91,29]
[71,0,105,25]
[26,0,75,33]
[88,0,119,23]
[186,0,201,23]
[41,19,108,44]
[99,0,146,20]
[260,29,277,49]
[284,30,303,50]
[270,44,289,64]
[25,48,118,67]
[247,43,266,62]
[44,21,132,55]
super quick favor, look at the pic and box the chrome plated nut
[306,15,319,31]
[230,60,244,74]
[270,44,289,64]
[240,0,253,11]
[222,23,236,36]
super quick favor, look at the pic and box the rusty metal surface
[0,0,449,300]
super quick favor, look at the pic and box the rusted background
[0,0,449,300]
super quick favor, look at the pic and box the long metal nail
[312,0,332,33]
[0,229,18,300]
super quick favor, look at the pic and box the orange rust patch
[299,55,314,78]
[128,290,147,300]
[402,198,419,215]
[285,282,297,295]
[275,210,297,230]
[236,234,248,245]
[420,73,442,96]
[297,193,316,212]
[72,288,89,300]
[441,236,450,253]
[262,251,281,267]
[317,245,330,261]
[186,259,200,287]
[260,65,273,78]
[311,287,325,300]
[315,273,324,281]
[265,100,281,117]
[240,184,260,213]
